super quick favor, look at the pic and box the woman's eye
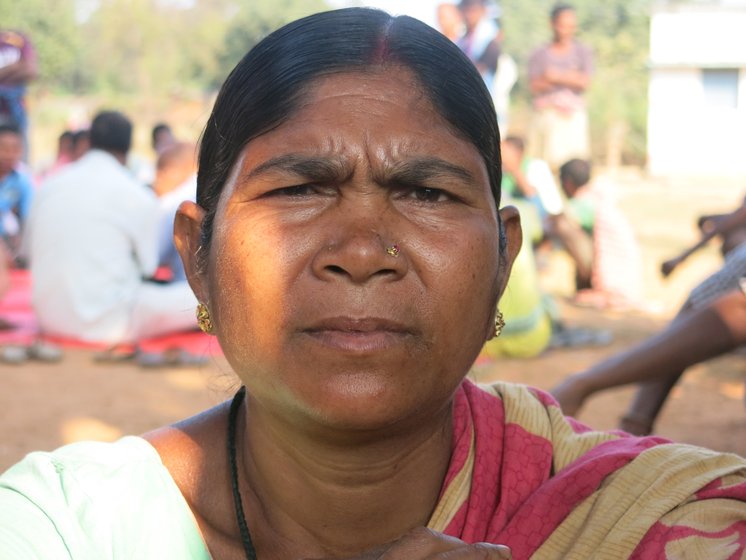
[408,187,450,203]
[269,184,319,197]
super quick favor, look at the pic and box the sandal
[93,344,138,363]
[0,341,63,364]
[1,345,28,364]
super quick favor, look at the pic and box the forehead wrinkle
[376,157,475,187]
[241,153,352,183]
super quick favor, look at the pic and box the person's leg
[126,281,198,341]
[545,213,594,289]
[551,289,746,429]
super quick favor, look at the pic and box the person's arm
[0,34,38,84]
[531,44,593,95]
[541,67,590,91]
[662,203,746,277]
[312,528,511,559]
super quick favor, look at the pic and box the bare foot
[619,413,653,436]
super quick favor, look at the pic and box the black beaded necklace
[227,386,258,560]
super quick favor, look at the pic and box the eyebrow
[382,157,475,186]
[241,154,350,183]
[240,153,475,187]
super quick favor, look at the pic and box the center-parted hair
[197,8,502,254]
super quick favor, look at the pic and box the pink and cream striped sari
[429,380,746,559]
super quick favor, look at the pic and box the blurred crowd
[0,2,743,432]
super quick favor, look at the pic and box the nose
[311,212,408,285]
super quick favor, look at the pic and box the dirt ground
[1,169,744,472]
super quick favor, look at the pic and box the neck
[98,149,128,166]
[238,395,454,558]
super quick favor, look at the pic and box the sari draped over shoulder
[429,380,746,559]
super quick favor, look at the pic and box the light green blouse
[0,436,211,559]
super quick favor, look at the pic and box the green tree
[214,0,329,88]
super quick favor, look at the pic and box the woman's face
[178,68,520,431]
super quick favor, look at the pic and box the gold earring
[196,302,214,334]
[492,309,505,339]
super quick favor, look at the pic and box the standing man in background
[0,30,37,161]
[527,4,593,169]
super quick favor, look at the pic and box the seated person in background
[70,128,90,161]
[152,122,177,157]
[37,129,74,180]
[482,196,553,359]
[25,110,198,344]
[153,141,197,282]
[552,285,746,433]
[560,158,642,309]
[501,135,563,219]
[554,201,746,431]
[0,241,9,328]
[662,194,746,278]
[501,135,594,292]
[0,123,33,259]
[1,10,745,558]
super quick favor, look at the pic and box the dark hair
[551,3,575,21]
[559,158,591,189]
[197,7,502,260]
[152,123,172,148]
[0,123,21,137]
[503,135,525,152]
[90,111,132,154]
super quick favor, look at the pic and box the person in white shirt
[153,141,198,282]
[25,111,197,344]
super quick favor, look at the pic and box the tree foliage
[8,0,650,162]
[7,0,327,96]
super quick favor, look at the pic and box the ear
[495,204,522,300]
[174,200,209,303]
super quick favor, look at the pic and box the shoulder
[1,436,168,504]
[144,400,232,500]
[0,436,209,558]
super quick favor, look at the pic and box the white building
[648,0,746,176]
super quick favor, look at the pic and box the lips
[303,317,414,353]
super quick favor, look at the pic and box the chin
[296,373,451,434]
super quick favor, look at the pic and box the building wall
[648,4,746,176]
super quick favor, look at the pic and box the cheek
[421,219,500,316]
[208,215,304,354]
